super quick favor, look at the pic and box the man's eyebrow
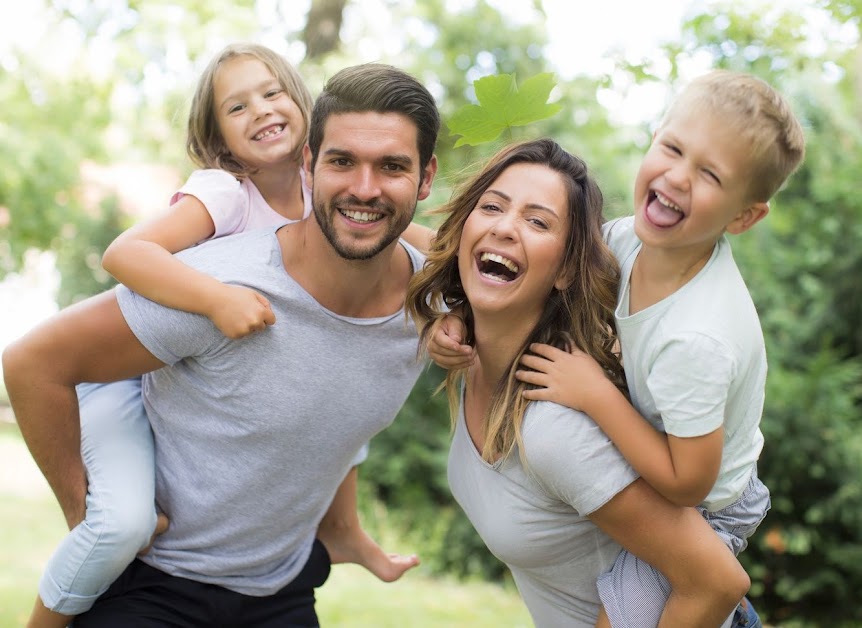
[382,154,414,167]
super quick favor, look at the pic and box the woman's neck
[471,311,535,390]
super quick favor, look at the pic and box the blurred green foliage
[1,0,860,624]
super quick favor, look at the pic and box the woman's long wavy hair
[406,138,626,463]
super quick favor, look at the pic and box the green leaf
[447,72,562,147]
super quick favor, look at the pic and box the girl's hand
[209,284,276,339]
[426,314,474,370]
[516,343,611,413]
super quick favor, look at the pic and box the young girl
[30,42,420,628]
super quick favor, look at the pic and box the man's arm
[2,290,165,529]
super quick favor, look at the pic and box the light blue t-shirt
[603,216,766,510]
[117,226,426,595]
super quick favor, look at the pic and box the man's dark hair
[308,63,440,172]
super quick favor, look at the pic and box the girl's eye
[228,104,244,114]
[265,89,283,98]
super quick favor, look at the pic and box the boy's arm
[1,291,165,528]
[518,344,721,506]
[102,195,274,339]
[589,478,748,626]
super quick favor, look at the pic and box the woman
[406,138,748,626]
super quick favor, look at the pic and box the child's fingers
[528,342,567,359]
[514,369,548,386]
[521,387,553,401]
[430,327,471,354]
[518,353,553,373]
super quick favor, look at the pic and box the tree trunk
[303,0,348,60]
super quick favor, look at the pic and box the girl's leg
[37,378,157,616]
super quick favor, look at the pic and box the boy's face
[633,108,767,258]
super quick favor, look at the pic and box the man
[3,63,439,625]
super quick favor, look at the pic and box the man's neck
[277,219,411,318]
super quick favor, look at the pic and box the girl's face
[457,162,571,322]
[212,55,305,171]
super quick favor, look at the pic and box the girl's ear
[727,202,769,235]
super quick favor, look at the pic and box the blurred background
[0,0,860,625]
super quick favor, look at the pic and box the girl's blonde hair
[186,43,313,177]
[406,138,625,463]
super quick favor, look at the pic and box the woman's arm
[102,196,274,339]
[588,478,748,627]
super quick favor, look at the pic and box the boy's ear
[726,201,769,235]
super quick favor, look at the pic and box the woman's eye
[528,218,549,229]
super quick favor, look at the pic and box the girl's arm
[102,195,275,339]
[517,345,722,506]
[588,478,748,627]
[401,221,435,254]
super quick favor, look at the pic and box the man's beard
[313,195,415,261]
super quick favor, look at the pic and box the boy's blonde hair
[186,43,314,177]
[661,70,805,202]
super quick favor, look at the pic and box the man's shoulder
[399,238,427,275]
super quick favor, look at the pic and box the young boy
[429,70,805,626]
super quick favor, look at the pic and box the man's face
[304,112,436,261]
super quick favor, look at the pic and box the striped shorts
[596,471,770,628]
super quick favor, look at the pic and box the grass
[0,423,532,627]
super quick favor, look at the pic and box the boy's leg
[39,379,158,616]
[597,549,737,628]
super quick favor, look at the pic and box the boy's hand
[516,343,611,413]
[426,314,474,370]
[209,285,276,339]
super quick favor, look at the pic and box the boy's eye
[664,143,681,155]
[703,168,721,184]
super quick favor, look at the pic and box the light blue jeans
[39,378,157,615]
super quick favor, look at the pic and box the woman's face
[457,162,571,320]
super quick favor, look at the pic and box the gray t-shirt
[116,226,426,595]
[448,395,638,627]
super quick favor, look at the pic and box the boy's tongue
[646,196,684,227]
